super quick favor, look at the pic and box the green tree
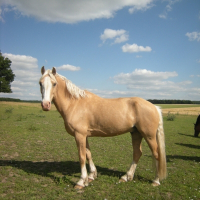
[0,52,15,93]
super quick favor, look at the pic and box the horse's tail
[155,106,167,181]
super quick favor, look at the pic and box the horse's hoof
[74,185,84,190]
[119,178,126,183]
[152,182,160,187]
[88,178,94,183]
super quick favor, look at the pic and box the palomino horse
[39,67,167,189]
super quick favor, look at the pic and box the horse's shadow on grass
[166,155,200,162]
[0,160,151,185]
[178,132,199,139]
[175,143,200,150]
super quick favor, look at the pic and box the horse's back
[83,93,158,124]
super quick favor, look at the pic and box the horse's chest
[63,115,86,136]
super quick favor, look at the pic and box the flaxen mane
[40,69,86,99]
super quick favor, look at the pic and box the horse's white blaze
[42,76,52,102]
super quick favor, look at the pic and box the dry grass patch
[162,107,200,115]
[0,101,57,110]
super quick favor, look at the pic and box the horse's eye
[53,83,56,87]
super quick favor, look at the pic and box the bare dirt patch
[162,107,200,115]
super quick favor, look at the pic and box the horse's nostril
[41,101,51,111]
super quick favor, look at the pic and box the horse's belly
[87,122,134,137]
[87,110,135,137]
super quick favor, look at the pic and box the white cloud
[0,0,154,24]
[159,0,181,19]
[113,69,178,84]
[82,69,198,99]
[114,34,129,44]
[122,43,152,53]
[129,0,154,14]
[56,64,80,71]
[100,29,129,44]
[2,53,40,81]
[87,69,190,99]
[3,53,38,70]
[1,53,41,100]
[111,69,191,98]
[108,69,200,100]
[159,14,167,19]
[0,7,3,22]
[186,32,200,42]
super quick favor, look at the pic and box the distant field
[1,101,199,115]
[157,104,200,109]
[156,104,200,115]
[0,102,199,199]
[1,101,200,114]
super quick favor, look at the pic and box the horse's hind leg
[120,129,143,182]
[144,135,160,186]
[86,138,97,182]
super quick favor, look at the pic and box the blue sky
[0,0,200,100]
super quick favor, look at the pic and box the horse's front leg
[86,138,97,182]
[74,132,88,189]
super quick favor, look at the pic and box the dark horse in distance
[194,115,200,137]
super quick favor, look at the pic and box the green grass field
[0,102,199,199]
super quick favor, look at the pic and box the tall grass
[166,112,176,121]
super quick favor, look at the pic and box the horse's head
[39,66,57,111]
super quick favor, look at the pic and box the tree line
[148,99,200,104]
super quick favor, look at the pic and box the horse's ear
[41,66,45,75]
[52,67,56,75]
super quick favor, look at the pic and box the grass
[5,107,14,113]
[0,102,200,199]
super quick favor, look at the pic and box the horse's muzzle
[41,101,51,111]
